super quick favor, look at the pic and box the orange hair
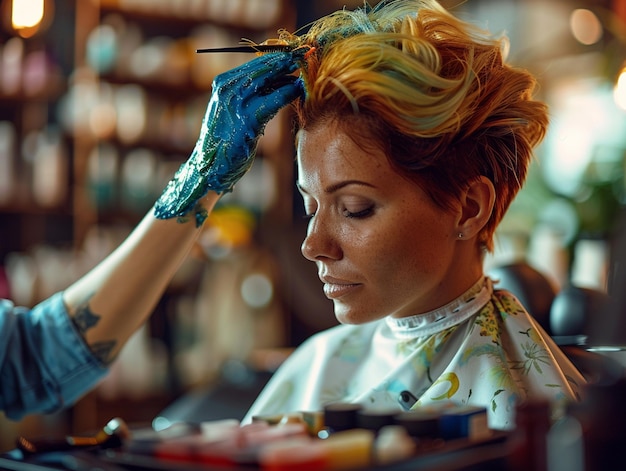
[292,0,548,252]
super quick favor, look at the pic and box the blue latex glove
[154,51,303,226]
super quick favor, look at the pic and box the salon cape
[244,277,585,430]
[0,293,108,420]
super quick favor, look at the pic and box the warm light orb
[614,66,626,111]
[2,0,53,38]
[570,8,603,45]
[11,0,44,29]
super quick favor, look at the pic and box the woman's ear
[456,176,495,238]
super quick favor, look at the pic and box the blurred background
[0,0,625,450]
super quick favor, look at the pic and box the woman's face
[296,121,473,325]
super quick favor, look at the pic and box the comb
[196,44,292,54]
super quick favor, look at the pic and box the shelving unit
[0,0,300,440]
[1,0,298,283]
[0,0,295,288]
[69,0,298,242]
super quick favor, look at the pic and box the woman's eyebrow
[296,180,376,195]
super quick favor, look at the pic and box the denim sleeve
[0,293,108,420]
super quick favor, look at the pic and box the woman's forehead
[296,123,395,190]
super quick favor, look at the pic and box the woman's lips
[322,280,361,299]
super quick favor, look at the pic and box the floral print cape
[243,277,584,430]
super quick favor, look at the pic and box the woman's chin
[334,305,381,325]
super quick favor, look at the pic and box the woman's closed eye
[303,206,374,219]
[343,206,374,219]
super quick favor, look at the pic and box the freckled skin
[296,122,484,324]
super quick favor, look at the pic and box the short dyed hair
[290,0,548,252]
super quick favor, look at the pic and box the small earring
[457,232,464,239]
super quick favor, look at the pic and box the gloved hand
[154,50,303,226]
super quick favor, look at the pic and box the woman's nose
[300,215,341,262]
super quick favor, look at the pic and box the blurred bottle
[1,37,23,95]
[120,148,157,213]
[87,142,119,210]
[114,84,147,145]
[547,406,584,471]
[566,378,626,471]
[32,127,69,208]
[0,121,17,204]
[507,400,550,471]
[86,23,119,75]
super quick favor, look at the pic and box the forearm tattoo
[71,295,117,365]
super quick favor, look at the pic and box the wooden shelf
[99,0,287,34]
[0,201,72,216]
[0,86,66,103]
[99,73,209,96]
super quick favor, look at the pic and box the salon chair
[489,262,625,385]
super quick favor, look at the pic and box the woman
[2,0,581,433]
[242,0,584,430]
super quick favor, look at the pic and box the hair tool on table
[16,417,131,455]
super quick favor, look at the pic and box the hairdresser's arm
[0,194,217,420]
[62,192,219,364]
[63,49,302,363]
[0,51,301,419]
